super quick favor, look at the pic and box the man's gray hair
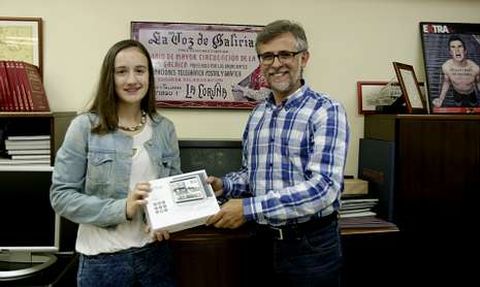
[255,20,309,53]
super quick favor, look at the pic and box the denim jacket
[50,112,181,228]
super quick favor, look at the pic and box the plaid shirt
[223,83,349,226]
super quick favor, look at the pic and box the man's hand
[207,176,225,197]
[206,199,246,229]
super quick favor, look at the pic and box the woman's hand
[126,181,150,220]
[152,229,170,241]
[145,225,171,241]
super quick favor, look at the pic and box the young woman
[50,39,180,287]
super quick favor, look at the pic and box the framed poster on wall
[0,17,43,76]
[131,21,266,109]
[420,22,480,113]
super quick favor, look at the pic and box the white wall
[2,0,480,176]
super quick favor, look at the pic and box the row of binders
[0,60,50,112]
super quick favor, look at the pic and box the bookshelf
[0,112,76,283]
[0,112,75,168]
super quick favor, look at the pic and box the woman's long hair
[90,39,157,134]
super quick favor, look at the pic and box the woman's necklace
[118,111,147,132]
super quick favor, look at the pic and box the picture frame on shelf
[131,21,265,109]
[419,22,480,114]
[357,81,402,114]
[392,62,428,113]
[0,17,43,76]
[357,80,426,114]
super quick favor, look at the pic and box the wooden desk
[9,219,397,287]
[170,218,398,287]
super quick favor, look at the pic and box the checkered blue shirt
[222,83,349,226]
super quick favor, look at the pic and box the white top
[76,119,157,255]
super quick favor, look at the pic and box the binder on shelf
[0,158,50,165]
[11,154,50,160]
[7,135,51,141]
[7,149,51,155]
[0,60,50,112]
[5,140,51,150]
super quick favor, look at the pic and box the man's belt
[255,212,338,240]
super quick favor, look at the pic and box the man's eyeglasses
[257,50,305,65]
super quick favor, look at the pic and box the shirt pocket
[283,140,310,173]
[87,152,114,185]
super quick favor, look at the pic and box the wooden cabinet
[364,114,479,285]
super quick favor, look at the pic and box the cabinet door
[394,117,479,285]
[396,118,480,225]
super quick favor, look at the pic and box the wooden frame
[0,17,43,76]
[357,81,400,114]
[357,80,427,114]
[420,22,480,114]
[131,21,265,109]
[393,62,428,113]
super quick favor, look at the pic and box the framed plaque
[393,62,428,113]
[0,17,43,76]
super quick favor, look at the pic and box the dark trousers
[255,218,342,287]
[77,241,175,287]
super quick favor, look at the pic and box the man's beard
[269,68,302,94]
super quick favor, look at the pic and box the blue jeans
[271,220,342,287]
[77,242,175,287]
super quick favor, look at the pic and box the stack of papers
[340,198,378,218]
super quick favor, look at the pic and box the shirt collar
[266,79,308,110]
